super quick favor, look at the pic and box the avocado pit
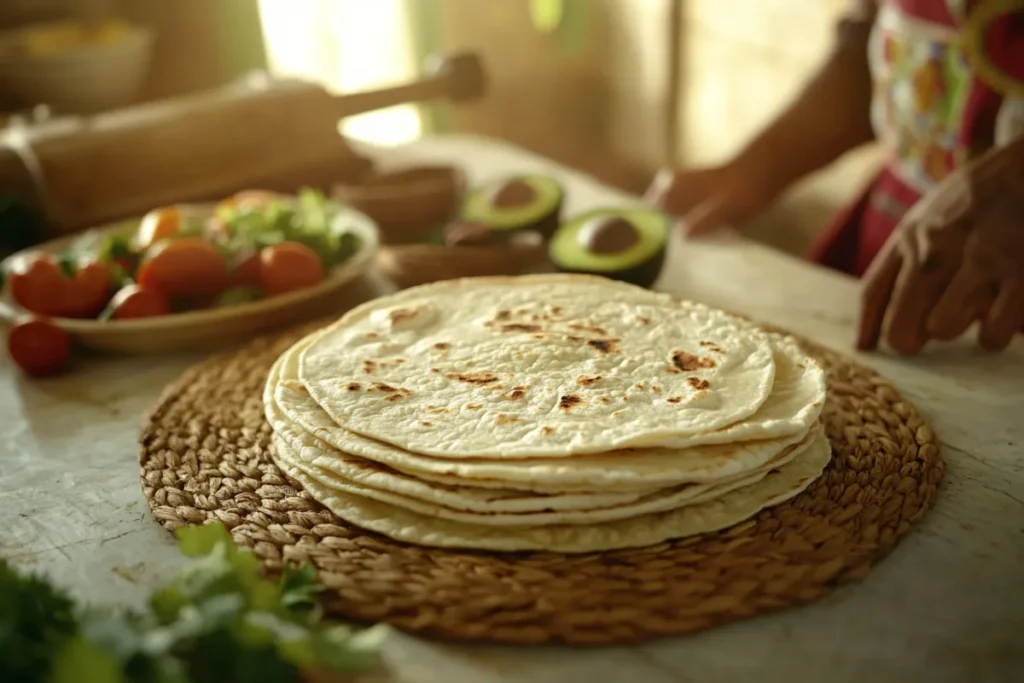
[577,216,640,254]
[489,179,537,209]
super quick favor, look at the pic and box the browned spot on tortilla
[446,372,499,385]
[667,396,683,403]
[687,377,711,390]
[634,383,644,390]
[567,335,584,342]
[364,332,381,339]
[467,403,483,410]
[568,323,607,335]
[433,342,451,351]
[670,350,716,372]
[587,338,620,354]
[699,340,726,354]
[420,421,432,427]
[652,385,662,393]
[389,307,420,325]
[541,426,555,435]
[430,368,441,373]
[503,323,543,333]
[812,401,822,408]
[551,306,563,314]
[466,360,476,367]
[577,375,602,386]
[386,393,405,401]
[638,316,651,325]
[346,382,361,391]
[798,363,806,369]
[558,394,583,411]
[598,396,612,404]
[495,310,511,321]
[371,382,398,393]
[508,386,527,400]
[496,414,521,425]
[362,359,376,374]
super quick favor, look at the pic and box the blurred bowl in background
[333,165,465,244]
[0,20,154,114]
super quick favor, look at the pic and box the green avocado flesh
[461,174,564,233]
[550,208,668,274]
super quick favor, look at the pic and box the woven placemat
[140,320,944,646]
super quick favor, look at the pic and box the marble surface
[2,135,1022,683]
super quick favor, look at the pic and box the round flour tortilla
[267,345,807,523]
[265,354,666,513]
[272,425,832,553]
[299,274,779,458]
[269,326,824,490]
[272,431,804,526]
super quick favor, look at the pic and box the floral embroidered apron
[807,0,1024,276]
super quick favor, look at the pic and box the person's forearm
[736,12,877,190]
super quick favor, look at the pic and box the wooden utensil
[0,50,486,238]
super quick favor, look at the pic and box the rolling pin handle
[329,51,486,119]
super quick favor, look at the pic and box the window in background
[257,0,422,146]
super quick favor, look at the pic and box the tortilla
[271,424,832,552]
[299,274,779,458]
[270,326,824,490]
[272,429,804,526]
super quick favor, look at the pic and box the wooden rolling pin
[0,51,486,237]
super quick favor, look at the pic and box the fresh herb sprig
[0,523,385,683]
[215,190,362,269]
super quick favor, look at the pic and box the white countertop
[2,135,1022,683]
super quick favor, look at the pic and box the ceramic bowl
[0,203,380,354]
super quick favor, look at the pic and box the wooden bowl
[332,165,465,244]
[0,204,380,354]
[376,233,549,290]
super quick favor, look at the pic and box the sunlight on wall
[257,0,422,147]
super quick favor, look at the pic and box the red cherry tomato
[136,206,182,250]
[229,251,263,289]
[259,242,325,296]
[137,238,228,299]
[106,284,171,320]
[8,253,67,316]
[63,260,112,319]
[7,316,71,377]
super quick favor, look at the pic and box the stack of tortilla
[264,274,830,553]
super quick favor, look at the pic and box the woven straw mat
[140,320,944,646]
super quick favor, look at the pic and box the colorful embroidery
[868,0,973,192]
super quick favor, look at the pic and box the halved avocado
[549,208,669,288]
[461,174,564,238]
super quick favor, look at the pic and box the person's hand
[858,140,1024,354]
[644,154,791,236]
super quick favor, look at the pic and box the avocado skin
[462,178,565,239]
[524,198,563,239]
[473,196,561,239]
[551,244,666,289]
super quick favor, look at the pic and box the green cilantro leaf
[175,523,233,558]
[278,563,323,612]
[0,560,79,683]
[49,636,124,683]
